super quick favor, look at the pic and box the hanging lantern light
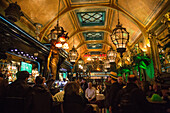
[78,57,84,66]
[107,47,117,63]
[69,36,79,64]
[69,46,79,64]
[58,35,66,42]
[104,58,110,69]
[55,42,62,48]
[47,0,69,49]
[62,42,69,49]
[110,0,129,58]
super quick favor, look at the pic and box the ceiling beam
[69,11,80,31]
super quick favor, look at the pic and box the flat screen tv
[20,62,32,74]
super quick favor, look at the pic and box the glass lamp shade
[87,57,91,61]
[104,59,110,69]
[78,58,84,65]
[108,56,115,63]
[107,48,117,63]
[58,36,66,42]
[48,23,66,40]
[110,24,129,54]
[62,42,69,49]
[55,42,62,48]
[69,46,78,63]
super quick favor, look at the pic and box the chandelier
[107,47,117,63]
[110,0,129,58]
[69,37,79,65]
[47,0,69,49]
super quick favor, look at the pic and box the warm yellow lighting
[79,65,83,69]
[58,36,66,42]
[127,57,130,62]
[62,42,69,49]
[55,42,62,48]
[97,68,100,71]
[147,43,150,47]
[87,57,91,61]
[118,62,122,67]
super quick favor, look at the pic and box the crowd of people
[0,71,170,113]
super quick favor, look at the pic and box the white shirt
[85,87,96,100]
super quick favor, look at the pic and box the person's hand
[88,98,92,102]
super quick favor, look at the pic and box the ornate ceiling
[0,0,169,62]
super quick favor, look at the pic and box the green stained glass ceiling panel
[87,43,103,49]
[77,11,105,26]
[83,32,104,41]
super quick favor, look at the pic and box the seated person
[148,83,162,98]
[85,82,96,103]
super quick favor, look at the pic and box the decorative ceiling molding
[39,3,146,41]
[75,40,111,50]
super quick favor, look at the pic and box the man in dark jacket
[30,76,53,113]
[108,72,122,113]
[5,71,32,113]
[104,76,112,112]
[115,75,150,113]
[6,71,31,97]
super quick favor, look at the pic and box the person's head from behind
[16,71,29,81]
[64,81,79,95]
[118,76,123,84]
[127,75,137,83]
[35,76,44,85]
[88,82,92,89]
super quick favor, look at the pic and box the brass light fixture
[107,47,117,63]
[47,0,69,49]
[110,0,129,58]
[69,37,79,65]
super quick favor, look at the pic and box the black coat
[6,80,32,97]
[115,83,151,113]
[30,84,52,113]
[109,82,122,108]
[63,93,86,113]
[5,80,32,113]
[104,84,111,108]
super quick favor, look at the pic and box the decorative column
[148,32,161,77]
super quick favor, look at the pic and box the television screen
[20,62,32,74]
